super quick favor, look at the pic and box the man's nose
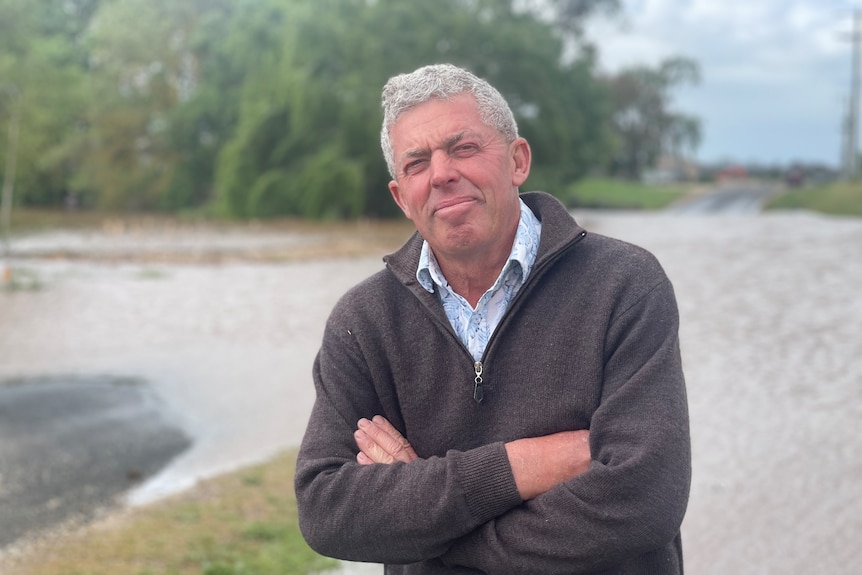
[429,150,459,188]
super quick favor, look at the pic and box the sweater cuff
[453,442,522,524]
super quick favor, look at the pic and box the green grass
[766,181,862,216]
[562,177,689,210]
[5,450,338,575]
[1,266,44,291]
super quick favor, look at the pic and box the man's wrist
[455,442,523,522]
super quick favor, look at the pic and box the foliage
[602,56,701,180]
[0,0,699,219]
[766,181,862,217]
[0,0,95,213]
[1,266,44,291]
[562,176,688,210]
[209,0,617,217]
[77,0,238,210]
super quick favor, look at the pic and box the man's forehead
[392,98,494,149]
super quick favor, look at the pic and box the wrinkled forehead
[390,94,495,148]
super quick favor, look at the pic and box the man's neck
[427,201,523,307]
[436,251,510,308]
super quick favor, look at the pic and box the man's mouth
[434,197,476,215]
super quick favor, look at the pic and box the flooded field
[584,210,862,574]
[1,208,860,574]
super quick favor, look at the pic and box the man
[295,63,690,574]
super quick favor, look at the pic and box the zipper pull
[473,361,484,404]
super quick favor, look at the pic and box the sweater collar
[384,191,586,289]
[415,198,541,294]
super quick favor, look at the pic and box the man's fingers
[358,417,405,458]
[368,416,416,459]
[356,445,376,466]
[354,416,418,464]
[354,427,396,464]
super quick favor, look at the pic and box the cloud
[586,0,857,165]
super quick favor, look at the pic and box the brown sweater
[295,192,691,574]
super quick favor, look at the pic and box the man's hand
[354,416,419,465]
[505,430,591,500]
[354,417,591,501]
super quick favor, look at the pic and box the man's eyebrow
[403,147,430,160]
[442,132,466,149]
[402,131,479,158]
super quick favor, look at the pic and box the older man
[295,63,690,574]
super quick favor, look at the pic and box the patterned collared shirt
[417,198,542,361]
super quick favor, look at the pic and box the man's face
[387,93,530,264]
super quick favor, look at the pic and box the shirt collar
[417,198,542,293]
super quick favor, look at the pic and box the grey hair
[380,63,519,179]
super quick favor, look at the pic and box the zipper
[473,361,484,404]
[471,229,588,404]
[402,223,588,407]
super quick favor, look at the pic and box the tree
[214,0,616,218]
[604,56,701,179]
[1,0,637,219]
[78,0,235,210]
[517,0,621,37]
[1,0,96,247]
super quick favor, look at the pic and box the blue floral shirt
[417,199,542,361]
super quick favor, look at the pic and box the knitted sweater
[295,192,691,574]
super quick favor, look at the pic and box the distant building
[642,155,700,183]
[716,165,748,181]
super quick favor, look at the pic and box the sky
[584,0,862,168]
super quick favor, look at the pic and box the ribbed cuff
[454,442,522,524]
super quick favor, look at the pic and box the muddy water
[1,209,860,574]
[0,257,385,503]
[583,210,862,574]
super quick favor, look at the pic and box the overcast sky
[585,0,862,167]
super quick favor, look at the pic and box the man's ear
[511,138,531,187]
[388,180,413,220]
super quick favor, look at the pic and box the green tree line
[0,0,700,220]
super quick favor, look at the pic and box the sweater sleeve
[439,275,691,574]
[293,301,523,564]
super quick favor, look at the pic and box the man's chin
[438,223,484,252]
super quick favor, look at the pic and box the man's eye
[404,160,426,174]
[453,144,478,156]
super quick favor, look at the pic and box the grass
[562,177,690,210]
[4,207,117,233]
[766,181,862,216]
[1,207,415,264]
[1,266,44,291]
[4,207,407,236]
[4,450,338,575]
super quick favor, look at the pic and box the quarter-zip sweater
[295,192,691,574]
